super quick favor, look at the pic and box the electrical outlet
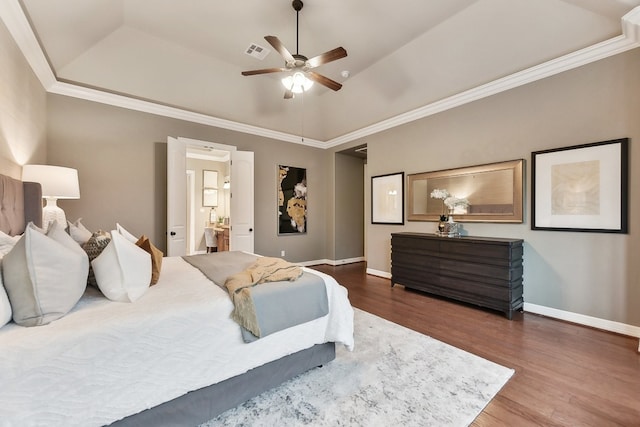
[281,250,285,257]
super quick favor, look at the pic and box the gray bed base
[111,342,336,426]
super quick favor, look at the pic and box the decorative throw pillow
[0,262,12,328]
[91,231,151,302]
[0,231,21,257]
[0,231,21,328]
[116,223,138,244]
[135,235,163,285]
[2,222,89,327]
[67,218,92,246]
[82,230,112,287]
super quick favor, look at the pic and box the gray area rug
[201,309,514,426]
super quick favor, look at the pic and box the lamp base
[42,198,67,229]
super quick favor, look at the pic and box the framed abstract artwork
[531,138,628,233]
[371,172,404,225]
[278,165,307,234]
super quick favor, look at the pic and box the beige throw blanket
[224,257,303,337]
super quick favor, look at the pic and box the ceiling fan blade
[241,67,287,76]
[264,35,295,64]
[306,47,347,69]
[284,89,294,99]
[307,71,343,91]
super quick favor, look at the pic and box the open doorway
[186,146,230,254]
[166,137,255,257]
[334,144,367,262]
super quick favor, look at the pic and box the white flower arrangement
[429,189,450,200]
[430,189,450,219]
[444,196,470,210]
[430,189,470,218]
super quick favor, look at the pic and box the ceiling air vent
[245,43,270,60]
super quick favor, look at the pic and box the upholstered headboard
[0,174,42,236]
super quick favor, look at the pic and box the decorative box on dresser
[391,232,524,319]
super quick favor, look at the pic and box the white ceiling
[5,0,640,145]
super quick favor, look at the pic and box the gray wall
[346,49,639,327]
[0,19,46,176]
[45,94,331,263]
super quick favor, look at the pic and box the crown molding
[325,33,639,148]
[2,0,639,150]
[47,81,326,148]
[0,0,56,89]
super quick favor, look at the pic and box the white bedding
[0,257,354,427]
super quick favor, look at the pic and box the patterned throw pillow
[82,230,112,287]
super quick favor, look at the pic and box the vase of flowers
[431,189,470,237]
[437,216,448,233]
[444,196,470,222]
[430,189,450,236]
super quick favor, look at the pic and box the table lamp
[22,165,80,227]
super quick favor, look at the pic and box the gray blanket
[182,251,258,288]
[182,252,329,342]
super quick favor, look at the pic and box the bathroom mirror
[203,170,218,207]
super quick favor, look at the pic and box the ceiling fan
[241,0,347,99]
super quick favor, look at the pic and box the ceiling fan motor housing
[290,54,309,69]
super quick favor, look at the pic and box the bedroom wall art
[278,165,307,234]
[407,159,523,223]
[371,172,405,225]
[531,138,628,233]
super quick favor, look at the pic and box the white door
[167,137,187,256]
[230,150,254,253]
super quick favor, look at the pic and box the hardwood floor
[311,262,640,427]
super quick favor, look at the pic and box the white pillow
[0,231,20,328]
[0,261,12,328]
[92,230,151,302]
[67,218,92,245]
[2,222,89,327]
[0,231,20,257]
[116,223,138,244]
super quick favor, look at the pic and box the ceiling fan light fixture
[281,72,313,93]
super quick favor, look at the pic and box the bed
[0,173,355,427]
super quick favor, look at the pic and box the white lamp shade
[22,165,80,199]
[281,72,314,93]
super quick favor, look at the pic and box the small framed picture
[371,172,404,225]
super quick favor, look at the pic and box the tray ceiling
[5,0,640,145]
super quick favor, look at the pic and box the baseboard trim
[362,270,640,342]
[524,303,640,340]
[366,268,391,279]
[300,257,365,267]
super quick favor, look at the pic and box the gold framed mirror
[407,159,524,222]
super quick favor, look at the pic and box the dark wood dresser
[391,232,524,319]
